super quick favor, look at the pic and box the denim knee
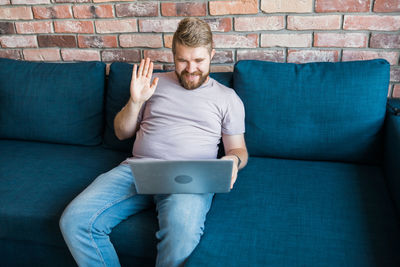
[60,203,88,242]
[165,217,203,242]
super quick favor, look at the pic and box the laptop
[127,159,233,194]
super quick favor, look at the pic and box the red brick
[158,18,231,34]
[261,33,312,47]
[93,0,130,2]
[210,65,234,73]
[0,22,15,34]
[287,50,339,63]
[78,35,117,48]
[23,48,61,61]
[314,33,368,48]
[96,19,137,33]
[370,33,400,49]
[54,21,94,34]
[261,0,312,13]
[73,5,114,19]
[54,0,89,3]
[212,50,234,64]
[38,35,76,48]
[15,21,53,34]
[235,16,285,31]
[342,50,399,65]
[393,84,400,98]
[237,49,285,62]
[0,49,22,60]
[161,2,206,17]
[144,50,173,63]
[33,5,72,19]
[101,49,141,62]
[210,0,258,15]
[344,15,400,31]
[391,67,400,82]
[139,19,180,33]
[115,2,158,17]
[12,0,49,4]
[214,34,258,48]
[204,18,232,32]
[0,36,37,48]
[164,35,173,48]
[287,15,341,30]
[315,0,370,12]
[61,49,100,61]
[153,64,164,71]
[120,34,163,48]
[0,7,33,20]
[373,0,400,12]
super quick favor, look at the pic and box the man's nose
[186,62,197,73]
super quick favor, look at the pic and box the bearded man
[60,17,248,267]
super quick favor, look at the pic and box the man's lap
[64,163,214,229]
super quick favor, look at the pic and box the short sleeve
[222,91,245,135]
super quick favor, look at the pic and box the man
[60,17,248,267]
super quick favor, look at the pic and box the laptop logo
[174,175,193,184]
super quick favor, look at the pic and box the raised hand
[130,58,159,104]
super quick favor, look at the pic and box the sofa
[0,57,399,266]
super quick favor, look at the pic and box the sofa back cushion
[0,58,105,146]
[103,62,233,152]
[234,59,389,164]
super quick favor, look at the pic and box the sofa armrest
[384,98,400,212]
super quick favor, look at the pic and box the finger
[137,59,145,77]
[231,171,237,189]
[143,58,150,77]
[147,61,154,79]
[131,64,137,83]
[150,77,159,91]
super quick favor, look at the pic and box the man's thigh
[154,193,215,229]
[63,164,154,230]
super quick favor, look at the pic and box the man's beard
[175,69,210,90]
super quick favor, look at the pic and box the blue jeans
[60,163,214,267]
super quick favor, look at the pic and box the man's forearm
[114,99,143,140]
[225,148,248,170]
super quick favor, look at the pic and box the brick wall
[0,0,399,97]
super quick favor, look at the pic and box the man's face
[174,42,215,90]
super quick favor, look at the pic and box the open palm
[130,58,159,104]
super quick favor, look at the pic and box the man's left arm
[220,133,248,189]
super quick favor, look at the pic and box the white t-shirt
[132,71,245,160]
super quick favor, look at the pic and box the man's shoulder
[209,77,236,96]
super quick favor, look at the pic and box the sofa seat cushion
[0,58,106,146]
[186,157,400,266]
[0,140,158,262]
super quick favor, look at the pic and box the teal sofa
[1,57,399,266]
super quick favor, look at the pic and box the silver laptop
[127,159,233,194]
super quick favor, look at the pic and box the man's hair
[172,18,213,54]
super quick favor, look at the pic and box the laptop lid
[127,159,233,194]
